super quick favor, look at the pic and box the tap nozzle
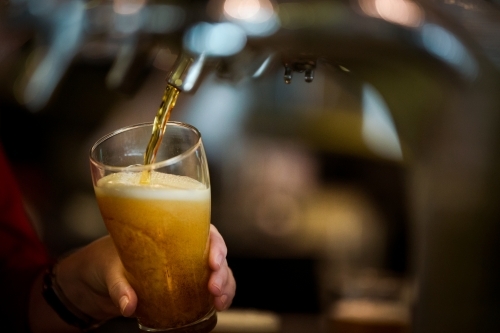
[166,52,206,92]
[284,64,293,84]
[283,58,317,84]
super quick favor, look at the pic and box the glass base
[139,308,217,333]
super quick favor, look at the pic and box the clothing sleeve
[0,144,51,332]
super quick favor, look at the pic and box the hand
[55,225,236,322]
[208,224,236,311]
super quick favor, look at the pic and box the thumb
[106,269,138,318]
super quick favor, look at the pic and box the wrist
[42,264,103,331]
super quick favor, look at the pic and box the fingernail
[119,296,129,316]
[216,254,224,268]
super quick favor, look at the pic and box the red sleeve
[0,144,51,332]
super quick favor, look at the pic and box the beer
[94,171,213,329]
[141,84,180,184]
[90,58,215,329]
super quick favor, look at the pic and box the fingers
[55,236,138,321]
[101,242,138,318]
[72,226,235,321]
[208,225,236,311]
[209,260,236,311]
[209,225,228,271]
[106,269,138,317]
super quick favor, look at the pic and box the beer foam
[95,171,209,201]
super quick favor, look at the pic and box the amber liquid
[140,84,180,183]
[94,172,213,330]
[94,83,217,331]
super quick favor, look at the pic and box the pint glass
[89,122,216,332]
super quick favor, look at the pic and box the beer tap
[1,0,86,111]
[0,0,190,111]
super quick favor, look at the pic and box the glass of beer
[89,122,216,332]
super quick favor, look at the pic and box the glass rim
[89,121,202,173]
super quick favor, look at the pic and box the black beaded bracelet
[42,264,102,331]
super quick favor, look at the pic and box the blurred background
[2,0,500,332]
